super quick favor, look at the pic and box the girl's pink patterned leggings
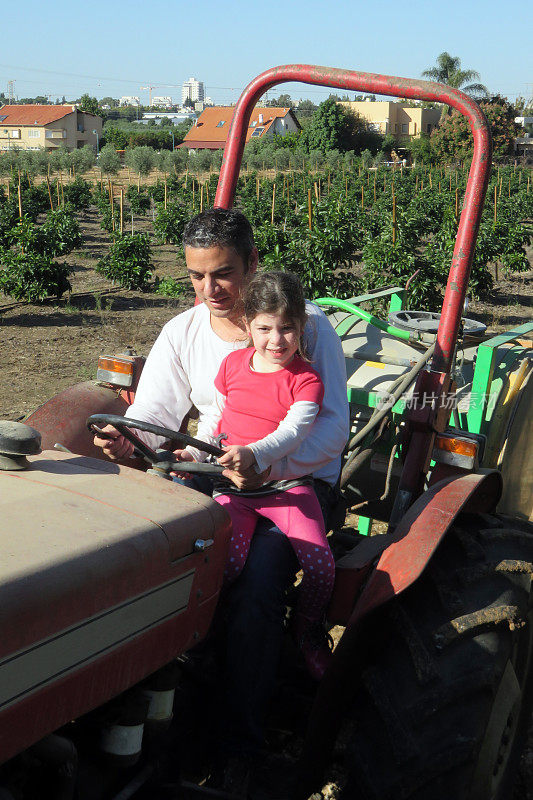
[215,485,335,621]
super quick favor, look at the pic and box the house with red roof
[179,106,300,152]
[0,105,102,153]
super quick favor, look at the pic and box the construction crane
[140,85,161,107]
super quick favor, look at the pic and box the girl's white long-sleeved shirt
[126,301,349,486]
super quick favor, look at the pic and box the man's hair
[182,208,255,266]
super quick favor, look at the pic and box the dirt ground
[0,203,532,798]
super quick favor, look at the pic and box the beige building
[0,105,102,153]
[340,101,441,139]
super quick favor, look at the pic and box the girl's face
[247,312,301,368]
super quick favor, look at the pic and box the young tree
[125,146,156,179]
[98,143,121,175]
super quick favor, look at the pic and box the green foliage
[430,97,518,162]
[154,276,187,297]
[97,144,121,175]
[0,203,20,247]
[68,146,96,175]
[63,177,93,209]
[8,207,82,258]
[126,185,151,215]
[422,52,488,99]
[78,93,103,117]
[0,250,71,301]
[153,201,188,244]
[303,98,353,153]
[97,232,152,290]
[125,146,156,177]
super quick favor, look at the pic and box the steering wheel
[87,414,226,478]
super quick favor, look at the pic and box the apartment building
[340,101,441,138]
[0,105,102,152]
[182,78,205,105]
[119,96,140,107]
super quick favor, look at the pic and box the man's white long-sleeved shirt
[127,301,349,486]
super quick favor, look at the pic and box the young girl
[187,271,335,680]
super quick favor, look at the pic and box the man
[94,208,349,782]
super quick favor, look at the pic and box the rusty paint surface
[348,470,502,626]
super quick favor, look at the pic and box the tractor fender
[295,469,503,799]
[24,381,131,460]
[349,467,503,625]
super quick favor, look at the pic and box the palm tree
[422,52,489,117]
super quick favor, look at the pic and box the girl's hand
[170,449,195,480]
[218,445,256,472]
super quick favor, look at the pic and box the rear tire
[340,513,533,800]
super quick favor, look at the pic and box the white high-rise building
[182,77,205,105]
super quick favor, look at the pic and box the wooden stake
[256,176,260,201]
[345,176,348,198]
[17,179,22,219]
[392,195,397,246]
[373,171,376,202]
[200,183,204,213]
[46,176,53,211]
[119,189,123,234]
[328,171,331,194]
[508,176,511,198]
[192,180,195,207]
[494,184,497,226]
[455,187,459,224]
[308,189,312,230]
[361,185,364,210]
[271,183,276,225]
[164,177,167,209]
[314,182,319,202]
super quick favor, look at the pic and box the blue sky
[1,0,530,106]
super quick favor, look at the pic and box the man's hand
[170,448,195,480]
[93,424,134,461]
[218,445,255,472]
[222,463,271,491]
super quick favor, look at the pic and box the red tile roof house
[179,107,300,152]
[0,105,102,152]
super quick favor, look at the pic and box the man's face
[185,245,258,320]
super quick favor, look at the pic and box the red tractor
[1,66,531,800]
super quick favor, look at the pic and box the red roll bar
[214,64,492,377]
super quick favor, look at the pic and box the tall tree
[422,52,489,117]
[78,94,103,116]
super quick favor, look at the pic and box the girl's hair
[243,270,309,358]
